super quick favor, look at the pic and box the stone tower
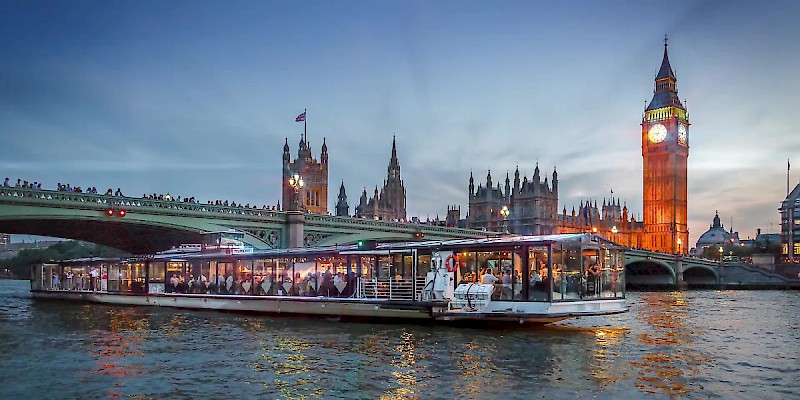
[282,135,329,214]
[641,37,689,253]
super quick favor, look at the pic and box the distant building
[0,233,8,246]
[354,137,407,221]
[466,165,559,235]
[694,211,739,254]
[282,134,328,214]
[335,182,349,217]
[780,182,800,260]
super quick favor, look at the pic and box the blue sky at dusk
[2,1,800,247]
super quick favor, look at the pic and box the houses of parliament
[281,39,689,254]
[464,39,689,254]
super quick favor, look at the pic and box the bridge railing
[0,186,284,220]
[0,186,491,236]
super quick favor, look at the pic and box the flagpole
[788,159,791,196]
[304,108,307,143]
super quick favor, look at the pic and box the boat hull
[31,290,626,325]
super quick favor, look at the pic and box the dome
[695,211,736,249]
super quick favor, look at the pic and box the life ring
[445,254,459,272]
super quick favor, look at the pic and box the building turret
[486,170,493,189]
[552,166,558,191]
[505,172,511,202]
[469,172,475,201]
[321,137,328,164]
[513,166,520,195]
[335,181,349,217]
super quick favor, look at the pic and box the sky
[2,0,800,248]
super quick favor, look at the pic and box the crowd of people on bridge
[4,177,284,213]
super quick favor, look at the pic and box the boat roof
[152,233,616,261]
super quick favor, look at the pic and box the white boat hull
[31,290,626,325]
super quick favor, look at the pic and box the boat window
[554,248,582,301]
[476,251,513,300]
[551,247,564,300]
[582,249,601,299]
[191,260,211,294]
[510,250,524,301]
[251,259,270,296]
[458,251,477,283]
[604,249,625,299]
[165,261,182,293]
[236,259,254,295]
[528,247,548,301]
[148,262,166,293]
[107,263,120,292]
[294,257,315,296]
[275,257,292,296]
[377,256,392,280]
[417,253,431,278]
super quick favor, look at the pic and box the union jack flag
[295,112,306,122]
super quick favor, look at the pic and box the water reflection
[3,280,798,399]
[632,292,711,396]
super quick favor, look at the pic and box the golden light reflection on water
[87,307,149,399]
[588,327,630,386]
[452,339,505,398]
[631,292,711,396]
[380,330,428,400]
[252,326,322,400]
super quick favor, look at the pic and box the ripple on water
[0,282,799,399]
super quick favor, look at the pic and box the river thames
[0,280,797,399]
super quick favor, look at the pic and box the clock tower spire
[642,37,689,254]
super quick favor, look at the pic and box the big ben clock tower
[642,37,689,254]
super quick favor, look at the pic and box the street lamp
[611,225,618,244]
[500,205,510,233]
[718,246,724,266]
[288,173,304,211]
[677,238,682,255]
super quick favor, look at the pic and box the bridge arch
[625,259,675,289]
[0,214,272,254]
[683,265,719,288]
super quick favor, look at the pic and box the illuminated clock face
[648,124,667,143]
[678,124,688,145]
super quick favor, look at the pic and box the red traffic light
[105,209,127,217]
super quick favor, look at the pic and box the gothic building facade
[282,134,328,214]
[465,40,687,253]
[353,137,407,221]
[465,165,559,235]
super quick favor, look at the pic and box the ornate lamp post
[677,237,682,255]
[288,173,304,211]
[611,225,618,243]
[500,205,510,234]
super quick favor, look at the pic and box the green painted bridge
[0,187,496,253]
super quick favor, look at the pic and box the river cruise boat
[31,233,626,325]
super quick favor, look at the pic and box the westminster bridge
[0,186,495,253]
[1,186,797,288]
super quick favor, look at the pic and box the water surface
[0,280,797,399]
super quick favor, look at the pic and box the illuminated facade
[641,38,689,253]
[282,135,329,214]
[780,182,800,259]
[558,198,646,249]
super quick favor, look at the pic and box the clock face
[678,124,688,145]
[648,124,667,143]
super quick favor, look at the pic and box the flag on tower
[295,112,306,122]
